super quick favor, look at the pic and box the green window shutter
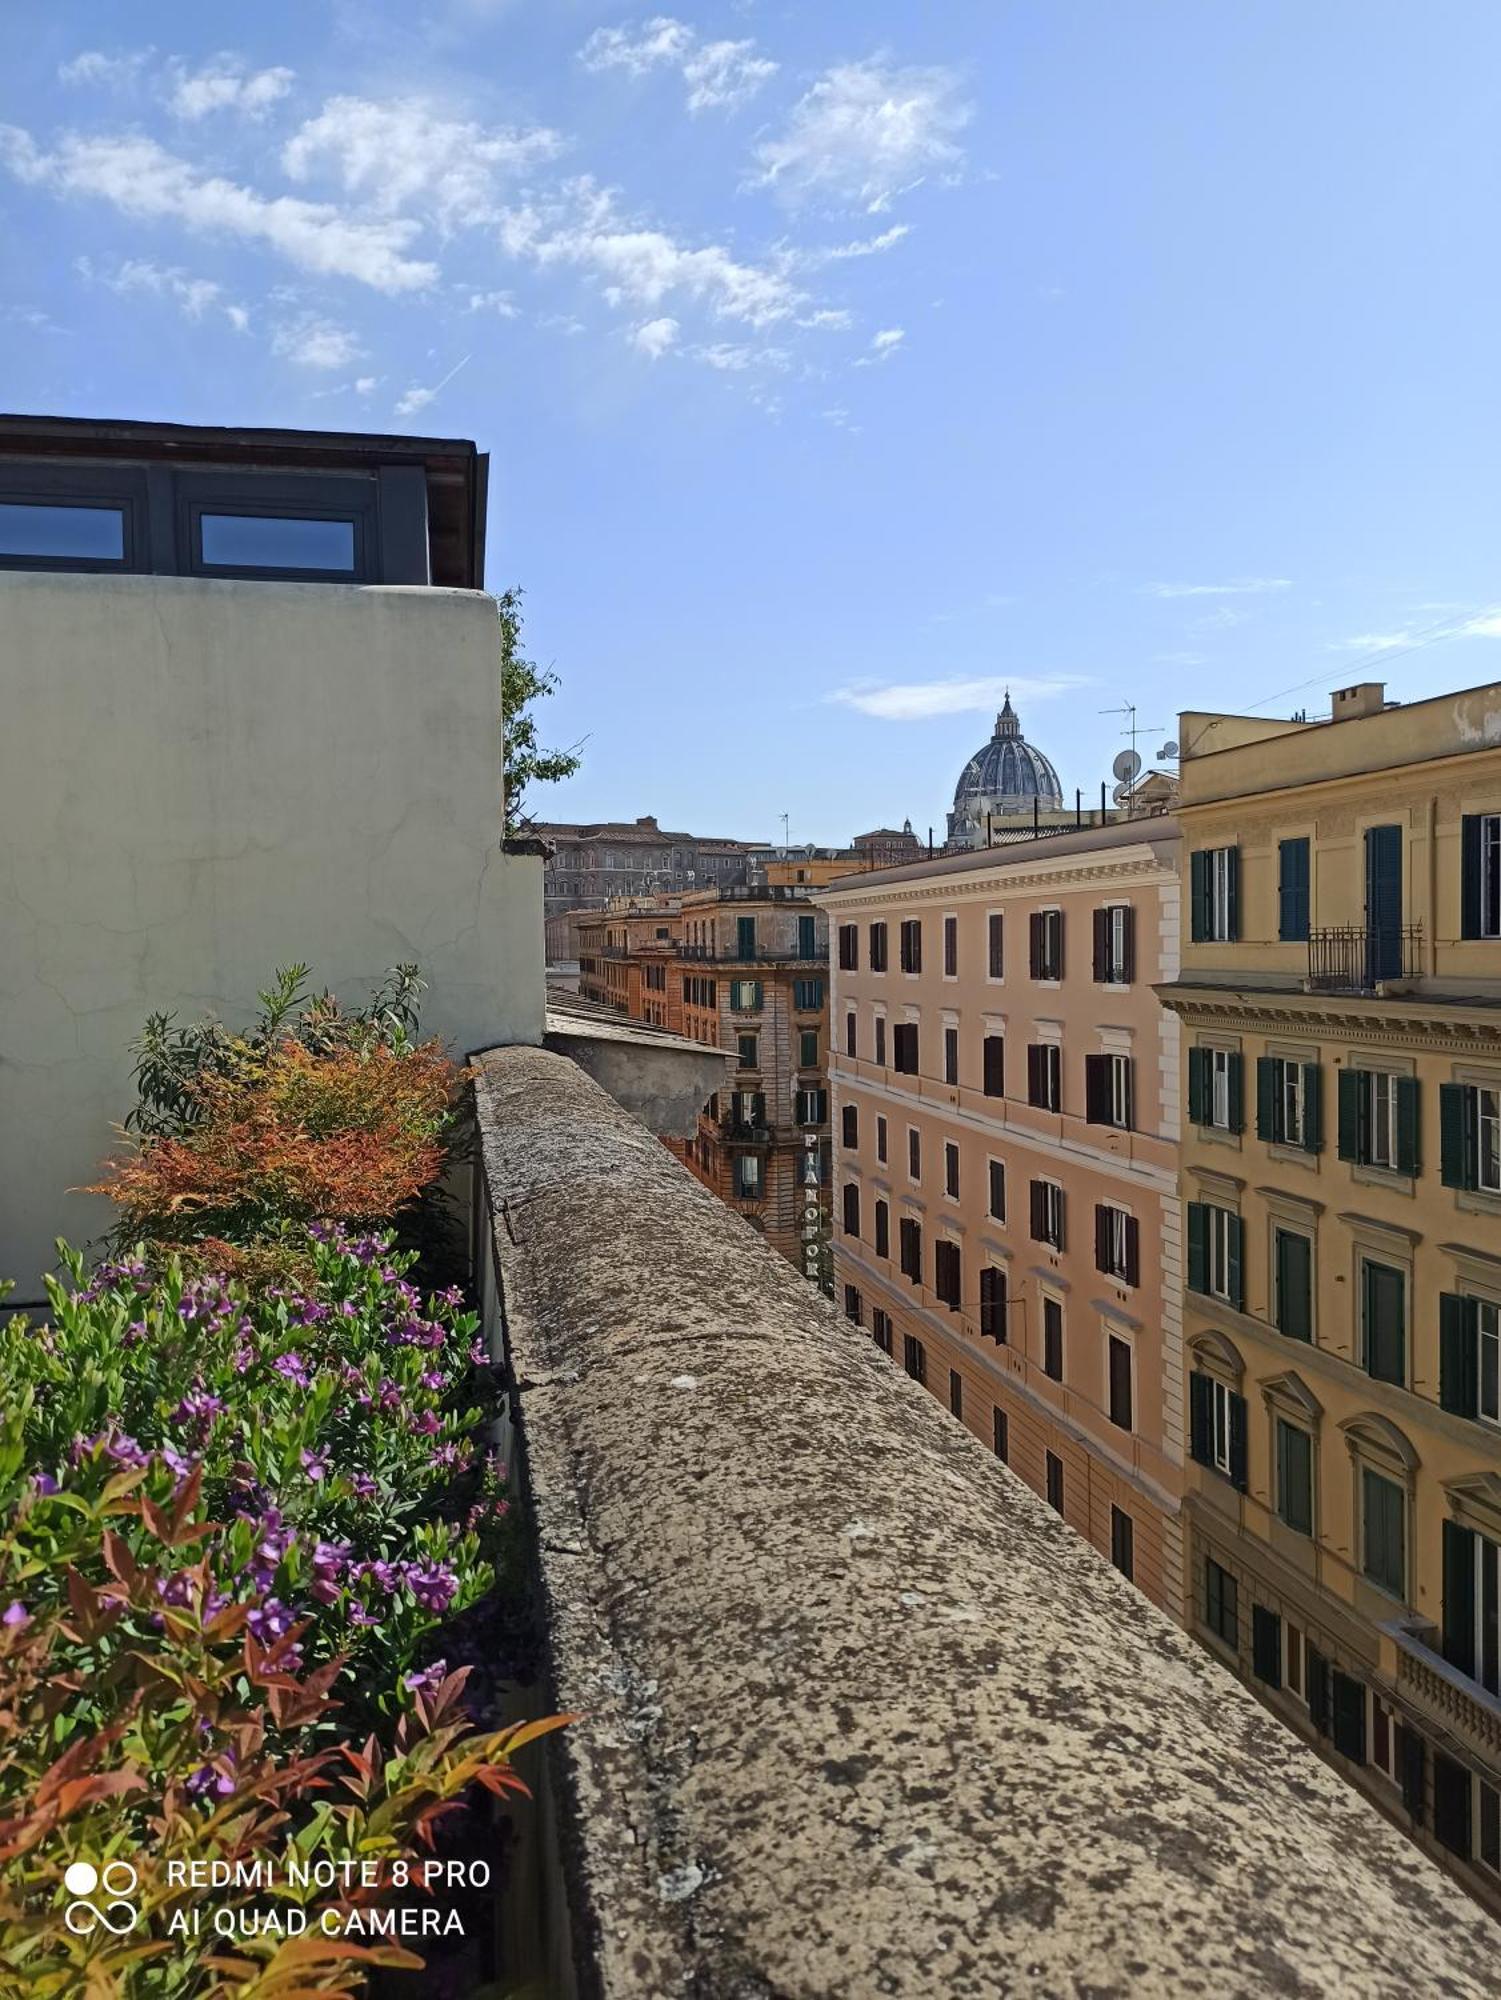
[1186,1202,1208,1294]
[1187,1046,1207,1126]
[1227,1213,1245,1311]
[1337,1069,1362,1162]
[1307,1645,1330,1734]
[1278,1422,1313,1534]
[1440,1293,1480,1418]
[1225,846,1241,940]
[1276,1230,1312,1342]
[1255,1057,1277,1142]
[1364,1263,1405,1385]
[1190,850,1209,941]
[1443,1518,1477,1676]
[1252,1605,1282,1687]
[1301,1063,1323,1152]
[1227,1054,1244,1133]
[1440,1083,1474,1190]
[1398,1727,1426,1820]
[1395,1076,1421,1176]
[1332,1671,1367,1763]
[1188,1372,1212,1465]
[1461,815,1484,939]
[1228,1391,1248,1489]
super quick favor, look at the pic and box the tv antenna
[1100,702,1163,783]
[780,812,790,852]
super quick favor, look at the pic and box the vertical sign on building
[802,1133,831,1295]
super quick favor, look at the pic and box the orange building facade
[821,819,1187,1612]
[578,887,831,1282]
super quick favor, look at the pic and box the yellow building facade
[1160,678,1501,1913]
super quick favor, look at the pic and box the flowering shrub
[0,1230,556,1992]
[85,1040,465,1251]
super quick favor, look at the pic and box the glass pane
[199,513,355,571]
[0,500,124,560]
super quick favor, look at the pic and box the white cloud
[58,49,152,89]
[580,17,777,113]
[498,176,803,329]
[854,325,904,366]
[394,353,471,419]
[1460,613,1501,639]
[283,97,562,231]
[1143,578,1292,598]
[797,307,851,330]
[691,340,790,371]
[0,126,437,293]
[631,315,679,358]
[272,315,364,369]
[749,58,970,211]
[76,253,247,328]
[466,288,520,317]
[1329,631,1412,653]
[829,674,1091,722]
[355,375,378,395]
[167,57,294,121]
[788,223,911,267]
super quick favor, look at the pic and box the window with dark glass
[1205,1557,1238,1647]
[1111,1506,1134,1581]
[993,1408,1009,1462]
[983,1034,1004,1097]
[943,915,958,977]
[908,1128,921,1180]
[874,1199,889,1259]
[892,1023,920,1075]
[0,499,127,563]
[843,1284,862,1325]
[944,1141,960,1199]
[988,1159,1005,1220]
[1030,1179,1065,1250]
[1029,908,1063,980]
[876,1115,888,1163]
[198,512,356,573]
[871,1309,893,1355]
[1093,904,1134,984]
[1042,1297,1064,1380]
[1046,1451,1064,1513]
[1338,1068,1420,1174]
[838,923,859,970]
[1027,1043,1061,1111]
[899,1216,923,1283]
[1440,1080,1501,1194]
[841,1103,858,1148]
[903,1333,926,1383]
[845,1011,857,1059]
[899,920,923,973]
[979,1264,1007,1341]
[934,1239,962,1311]
[987,913,1004,979]
[944,1025,959,1085]
[1460,814,1501,940]
[841,1182,861,1237]
[1108,1335,1133,1429]
[869,921,888,973]
[949,1368,964,1417]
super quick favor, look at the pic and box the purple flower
[468,1338,488,1368]
[300,1449,328,1483]
[403,1560,459,1614]
[32,1473,59,1496]
[411,1409,442,1436]
[273,1352,309,1387]
[246,1597,295,1644]
[403,1658,448,1697]
[186,1751,238,1799]
[351,1472,378,1500]
[2,1601,30,1628]
[421,1370,445,1392]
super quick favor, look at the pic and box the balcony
[1389,1619,1501,1765]
[1307,923,1423,992]
[471,1045,1499,1997]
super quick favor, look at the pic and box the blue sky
[6,4,1501,844]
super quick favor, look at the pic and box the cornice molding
[818,850,1177,912]
[1158,984,1501,1051]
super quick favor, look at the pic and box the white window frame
[1208,846,1234,941]
[1480,812,1501,940]
[1104,1204,1130,1278]
[1279,1059,1305,1148]
[943,1140,961,1202]
[1283,1619,1307,1706]
[1206,1204,1234,1302]
[1105,902,1130,984]
[1477,1084,1501,1193]
[1366,1069,1399,1169]
[1040,1179,1064,1248]
[1369,1690,1399,1787]
[1108,1052,1131,1128]
[1479,1297,1501,1427]
[1208,1376,1233,1475]
[1209,1046,1233,1130]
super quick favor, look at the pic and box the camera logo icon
[63,1860,139,1936]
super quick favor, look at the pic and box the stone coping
[474,1044,1498,1999]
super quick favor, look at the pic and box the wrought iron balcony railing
[1307,923,1422,992]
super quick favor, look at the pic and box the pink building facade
[820,818,1187,1613]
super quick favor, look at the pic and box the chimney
[1330,682,1386,722]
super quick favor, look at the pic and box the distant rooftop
[820,810,1180,895]
[0,412,488,588]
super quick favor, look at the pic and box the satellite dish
[1112,748,1142,784]
[1112,783,1132,805]
[1158,740,1180,760]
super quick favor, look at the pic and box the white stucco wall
[0,573,544,1294]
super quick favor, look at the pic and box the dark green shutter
[1364,1263,1405,1385]
[1229,1391,1248,1490]
[1440,1293,1479,1418]
[1398,1726,1426,1820]
[1443,1518,1477,1676]
[1189,1372,1212,1465]
[1187,1202,1208,1294]
[1190,850,1210,941]
[1276,1231,1311,1342]
[1440,1083,1474,1190]
[1256,1057,1277,1142]
[1395,1077,1420,1176]
[1461,815,1484,940]
[1434,1753,1472,1858]
[1337,1069,1362,1162]
[1227,1054,1244,1133]
[1332,1671,1367,1763]
[1225,846,1241,940]
[1307,1645,1330,1734]
[1301,1063,1323,1152]
[1187,1046,1207,1126]
[1279,837,1310,942]
[1252,1606,1282,1687]
[1227,1213,1244,1311]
